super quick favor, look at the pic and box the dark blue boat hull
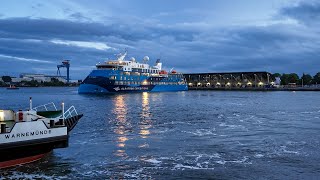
[78,84,188,94]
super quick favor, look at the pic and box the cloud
[69,12,92,21]
[0,17,199,42]
[280,1,320,26]
[50,39,114,51]
[0,1,320,79]
[0,54,53,63]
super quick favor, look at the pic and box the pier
[184,72,272,88]
[188,86,320,91]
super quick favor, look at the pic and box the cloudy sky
[0,0,319,79]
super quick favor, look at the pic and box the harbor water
[0,87,320,179]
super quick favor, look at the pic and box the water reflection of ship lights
[113,95,130,157]
[139,92,151,139]
[111,93,154,158]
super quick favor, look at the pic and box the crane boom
[57,60,70,83]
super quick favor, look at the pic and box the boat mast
[117,50,127,62]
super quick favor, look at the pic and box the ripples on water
[0,88,320,179]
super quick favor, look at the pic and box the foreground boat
[0,98,83,169]
[78,51,188,94]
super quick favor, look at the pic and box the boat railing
[59,106,78,119]
[32,102,58,111]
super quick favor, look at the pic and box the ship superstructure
[78,51,188,93]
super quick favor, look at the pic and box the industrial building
[184,72,274,88]
[10,74,67,83]
[1,60,71,84]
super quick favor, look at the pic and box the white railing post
[29,97,32,110]
[62,102,65,120]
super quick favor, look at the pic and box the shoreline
[189,87,320,91]
[0,85,79,88]
[2,86,320,91]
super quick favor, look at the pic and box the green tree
[2,76,12,83]
[280,74,289,85]
[51,78,59,83]
[313,72,320,84]
[24,80,40,87]
[288,73,299,84]
[300,73,313,85]
[271,73,281,81]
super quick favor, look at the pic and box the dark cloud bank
[0,1,319,79]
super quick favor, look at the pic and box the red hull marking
[0,153,49,169]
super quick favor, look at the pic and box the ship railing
[32,102,57,111]
[59,106,78,119]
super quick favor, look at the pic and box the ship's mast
[117,50,127,61]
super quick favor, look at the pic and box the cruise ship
[78,51,188,93]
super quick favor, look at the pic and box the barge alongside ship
[0,98,83,169]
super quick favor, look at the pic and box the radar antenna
[143,56,149,64]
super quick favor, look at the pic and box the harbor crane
[57,60,70,83]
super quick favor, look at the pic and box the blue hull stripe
[78,84,188,94]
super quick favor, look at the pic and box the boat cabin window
[97,65,116,69]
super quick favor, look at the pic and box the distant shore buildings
[15,73,67,83]
[0,73,71,86]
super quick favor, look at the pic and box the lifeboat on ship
[159,70,168,74]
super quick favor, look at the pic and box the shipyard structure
[184,72,277,89]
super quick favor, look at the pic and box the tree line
[272,72,320,85]
[0,76,67,87]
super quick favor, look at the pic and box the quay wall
[188,87,320,91]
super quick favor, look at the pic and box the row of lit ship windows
[114,81,186,85]
[109,76,183,81]
[119,71,184,78]
[99,66,159,74]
